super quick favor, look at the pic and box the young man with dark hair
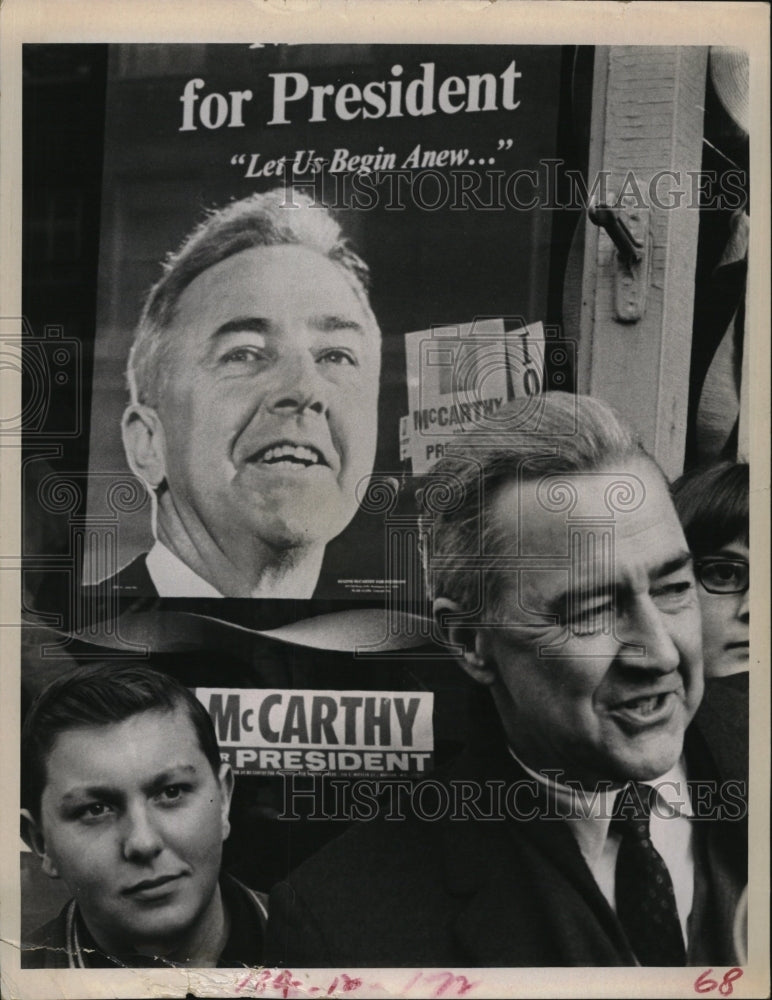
[672,462,749,678]
[21,663,267,968]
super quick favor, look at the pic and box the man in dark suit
[264,391,747,967]
[96,187,381,599]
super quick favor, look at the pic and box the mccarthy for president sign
[195,688,435,775]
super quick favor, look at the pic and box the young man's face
[696,537,749,678]
[30,706,233,957]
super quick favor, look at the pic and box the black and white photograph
[0,1,769,997]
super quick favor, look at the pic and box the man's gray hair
[127,188,378,407]
[420,391,648,614]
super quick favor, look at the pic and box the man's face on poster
[135,244,381,557]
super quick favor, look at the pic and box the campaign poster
[69,43,566,602]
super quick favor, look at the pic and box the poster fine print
[0,2,769,998]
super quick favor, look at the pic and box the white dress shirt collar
[145,540,223,598]
[507,746,695,943]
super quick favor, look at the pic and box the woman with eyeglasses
[672,462,749,678]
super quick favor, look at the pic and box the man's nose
[737,587,750,622]
[265,353,328,417]
[617,597,681,672]
[121,804,164,862]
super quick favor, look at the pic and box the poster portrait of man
[113,189,382,599]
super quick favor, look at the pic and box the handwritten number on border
[694,968,743,995]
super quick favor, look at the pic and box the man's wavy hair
[128,187,379,408]
[419,391,649,616]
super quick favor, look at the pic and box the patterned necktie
[612,781,687,966]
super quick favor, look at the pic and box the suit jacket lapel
[440,735,636,966]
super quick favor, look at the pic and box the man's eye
[317,348,357,366]
[652,579,694,606]
[76,802,113,822]
[156,784,189,805]
[696,559,748,593]
[569,602,613,636]
[715,564,743,583]
[221,346,266,364]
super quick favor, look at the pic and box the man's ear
[121,404,167,490]
[432,597,497,685]
[20,809,59,880]
[217,762,235,842]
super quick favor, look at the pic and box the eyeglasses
[695,558,749,595]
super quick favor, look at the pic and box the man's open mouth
[249,443,328,469]
[608,691,678,722]
[617,693,668,715]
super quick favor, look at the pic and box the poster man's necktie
[612,781,687,966]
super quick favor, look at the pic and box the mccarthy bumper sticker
[195,688,434,774]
